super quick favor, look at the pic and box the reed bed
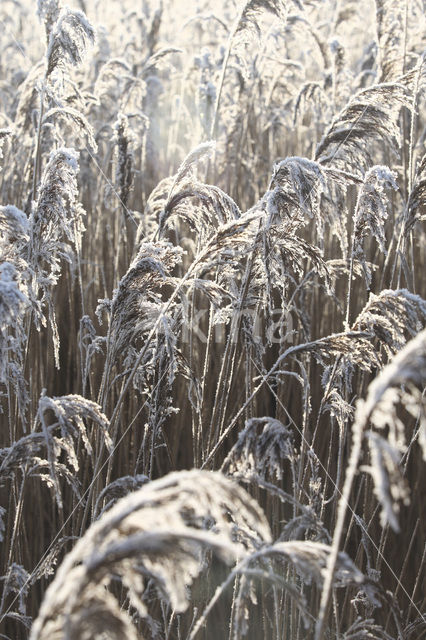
[0,0,425,638]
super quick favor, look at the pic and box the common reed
[0,1,425,639]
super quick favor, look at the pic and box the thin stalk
[385,518,419,629]
[198,305,215,463]
[405,542,426,624]
[202,331,369,469]
[32,84,46,203]
[5,471,27,572]
[209,28,233,140]
[208,227,259,451]
[392,52,422,289]
[314,416,365,640]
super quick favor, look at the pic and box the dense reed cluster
[0,0,425,638]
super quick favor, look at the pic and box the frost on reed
[0,263,30,414]
[31,148,84,254]
[317,329,426,640]
[30,470,271,640]
[37,0,61,43]
[2,0,426,637]
[349,166,398,287]
[267,157,326,232]
[46,7,95,78]
[98,239,185,472]
[211,0,289,136]
[356,328,426,531]
[375,0,405,81]
[0,128,12,168]
[229,0,289,59]
[158,140,218,234]
[249,157,332,325]
[315,84,409,172]
[222,416,295,481]
[161,180,242,244]
[353,288,426,357]
[191,539,365,639]
[0,563,31,631]
[112,112,135,211]
[405,151,426,237]
[0,206,33,418]
[29,148,85,366]
[93,474,149,519]
[243,540,364,589]
[100,240,183,372]
[1,392,111,510]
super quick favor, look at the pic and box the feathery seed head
[0,127,12,168]
[0,205,29,244]
[37,0,62,43]
[30,470,271,639]
[46,7,95,78]
[222,417,295,481]
[354,329,426,530]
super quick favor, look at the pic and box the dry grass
[0,0,425,638]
